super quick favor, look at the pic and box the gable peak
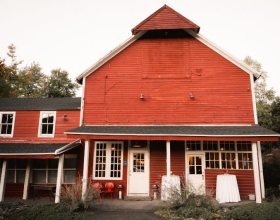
[132,5,200,35]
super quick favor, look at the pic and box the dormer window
[0,112,15,137]
[38,111,56,137]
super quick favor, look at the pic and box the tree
[17,62,47,98]
[44,68,80,98]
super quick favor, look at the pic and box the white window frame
[0,112,16,138]
[93,141,123,180]
[38,111,56,137]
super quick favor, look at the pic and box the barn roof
[131,4,200,35]
[76,5,260,83]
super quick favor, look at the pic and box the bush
[60,176,97,212]
[156,177,219,220]
[222,202,280,220]
[11,203,89,220]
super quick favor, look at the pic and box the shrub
[11,203,89,220]
[60,175,97,212]
[156,177,219,220]
[222,202,280,220]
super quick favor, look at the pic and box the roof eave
[183,29,261,79]
[76,30,148,84]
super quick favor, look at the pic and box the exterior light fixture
[190,92,194,99]
[62,114,67,120]
[140,94,144,100]
[118,184,123,199]
[152,184,159,199]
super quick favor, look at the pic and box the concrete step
[124,196,153,201]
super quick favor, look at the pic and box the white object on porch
[216,174,241,203]
[161,175,181,201]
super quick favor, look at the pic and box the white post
[257,141,265,198]
[0,160,8,202]
[166,140,171,178]
[82,139,90,201]
[55,154,65,203]
[252,142,262,203]
[23,159,32,200]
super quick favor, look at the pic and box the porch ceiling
[65,125,279,141]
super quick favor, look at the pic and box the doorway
[186,153,205,194]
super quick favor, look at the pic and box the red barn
[66,5,279,203]
[0,5,279,204]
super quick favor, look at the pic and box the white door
[186,154,205,194]
[128,150,149,195]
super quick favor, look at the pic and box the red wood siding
[5,183,24,197]
[1,110,80,144]
[150,141,167,189]
[205,169,255,200]
[83,36,254,125]
[170,141,185,177]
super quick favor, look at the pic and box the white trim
[54,139,80,155]
[79,79,85,126]
[38,111,56,138]
[252,142,262,203]
[23,159,32,199]
[55,154,64,203]
[257,141,265,198]
[183,29,260,79]
[0,112,16,138]
[0,160,7,202]
[64,132,279,137]
[166,141,171,178]
[251,73,259,123]
[82,139,90,201]
[76,31,147,82]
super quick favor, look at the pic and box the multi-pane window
[7,159,27,183]
[205,152,220,169]
[0,112,15,137]
[32,156,76,183]
[94,141,123,180]
[133,153,145,172]
[186,141,253,170]
[38,111,56,137]
[203,141,218,151]
[186,141,201,151]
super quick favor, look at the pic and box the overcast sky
[1,0,279,96]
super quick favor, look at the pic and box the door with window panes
[128,149,149,195]
[186,154,205,193]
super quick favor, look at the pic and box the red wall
[0,110,80,144]
[83,35,254,125]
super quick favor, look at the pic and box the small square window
[0,112,16,137]
[38,111,56,137]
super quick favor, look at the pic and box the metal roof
[65,125,279,137]
[0,140,80,156]
[0,97,81,111]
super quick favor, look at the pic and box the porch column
[257,141,265,198]
[23,159,32,200]
[0,160,8,202]
[166,140,171,178]
[55,154,64,203]
[82,139,90,200]
[252,142,262,203]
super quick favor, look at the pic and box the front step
[124,196,153,201]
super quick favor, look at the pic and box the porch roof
[65,125,279,141]
[0,139,80,158]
